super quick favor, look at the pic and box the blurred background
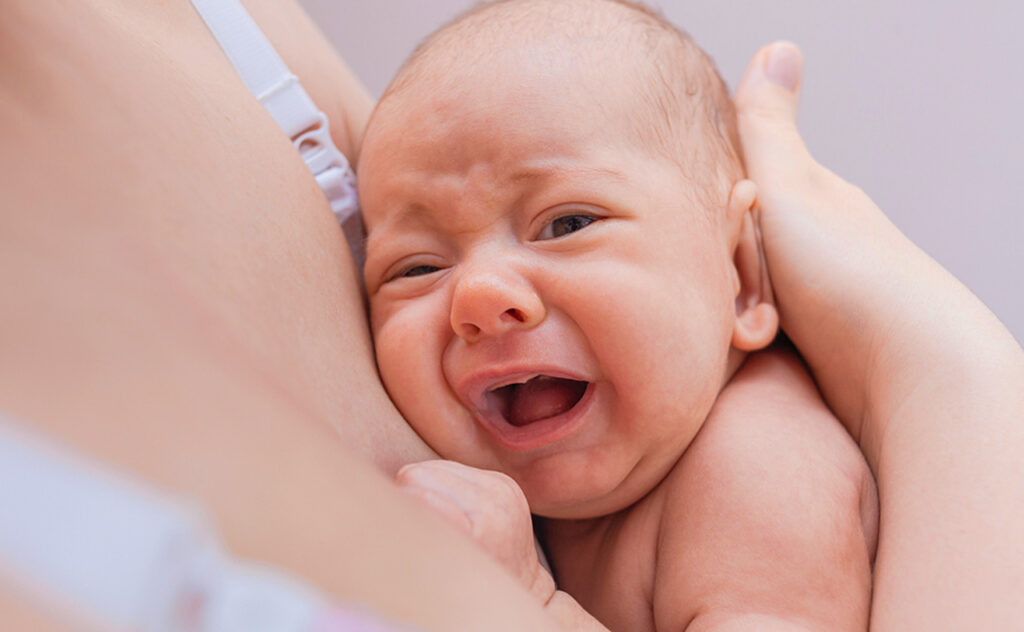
[301,0,1023,343]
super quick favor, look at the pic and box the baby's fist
[396,460,554,602]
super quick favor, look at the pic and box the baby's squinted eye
[378,209,602,285]
[537,214,597,240]
[398,264,442,279]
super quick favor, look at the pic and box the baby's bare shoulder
[665,347,876,521]
[704,347,869,478]
[651,346,877,631]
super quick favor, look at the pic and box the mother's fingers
[734,42,813,182]
[732,42,890,435]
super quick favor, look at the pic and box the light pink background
[301,0,1024,343]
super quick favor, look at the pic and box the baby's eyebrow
[374,204,431,227]
[507,163,628,185]
[364,204,437,257]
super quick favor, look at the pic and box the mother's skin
[0,0,558,629]
[737,44,1024,628]
[1,0,1022,629]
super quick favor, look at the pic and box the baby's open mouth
[485,376,589,426]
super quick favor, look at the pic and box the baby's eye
[537,214,597,240]
[399,264,441,278]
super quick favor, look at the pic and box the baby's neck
[536,487,666,625]
[537,513,616,594]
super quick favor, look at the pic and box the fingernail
[763,43,801,92]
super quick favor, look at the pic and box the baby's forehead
[383,0,668,105]
[365,0,740,218]
[369,33,650,164]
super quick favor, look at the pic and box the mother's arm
[735,43,1024,629]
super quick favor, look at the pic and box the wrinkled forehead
[362,27,667,179]
[387,0,650,98]
[378,35,642,132]
[360,95,633,242]
[359,38,652,213]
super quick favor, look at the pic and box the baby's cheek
[374,313,425,389]
[373,306,451,432]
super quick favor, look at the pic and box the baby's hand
[396,460,555,604]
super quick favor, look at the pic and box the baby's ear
[727,180,778,351]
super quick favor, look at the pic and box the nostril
[459,323,481,340]
[504,308,526,323]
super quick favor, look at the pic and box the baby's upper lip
[457,365,591,415]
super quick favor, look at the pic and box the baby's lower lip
[476,381,594,452]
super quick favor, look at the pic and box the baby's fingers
[395,461,545,595]
[396,462,476,535]
[396,460,531,541]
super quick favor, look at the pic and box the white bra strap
[188,0,361,234]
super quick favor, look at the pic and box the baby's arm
[396,461,610,631]
[655,347,877,631]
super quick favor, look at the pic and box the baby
[358,0,877,629]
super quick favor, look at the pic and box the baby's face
[361,59,741,518]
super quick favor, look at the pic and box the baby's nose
[450,266,545,342]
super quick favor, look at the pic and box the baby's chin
[516,455,672,520]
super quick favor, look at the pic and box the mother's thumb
[735,42,811,170]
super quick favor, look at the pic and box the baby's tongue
[508,377,585,427]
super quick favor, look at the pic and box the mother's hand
[735,43,1024,629]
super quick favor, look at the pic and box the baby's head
[360,0,778,519]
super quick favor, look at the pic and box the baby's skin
[399,348,877,631]
[359,1,878,629]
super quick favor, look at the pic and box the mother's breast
[0,0,428,470]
